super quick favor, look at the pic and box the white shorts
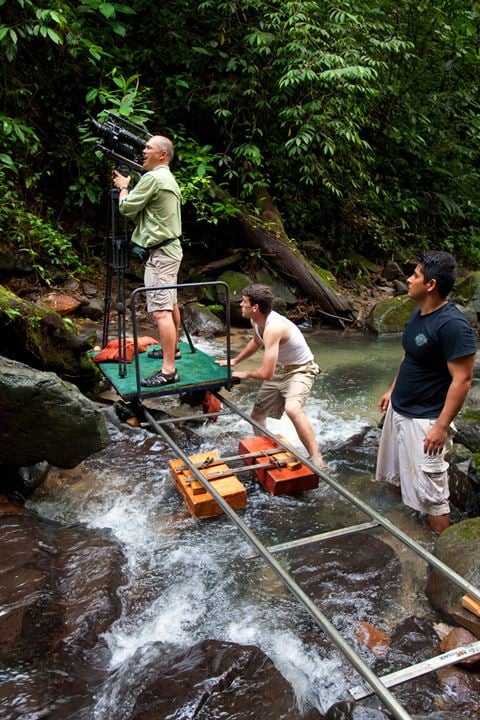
[376,404,455,516]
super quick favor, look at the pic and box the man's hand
[233,370,249,380]
[423,423,448,456]
[378,390,392,413]
[215,358,236,367]
[112,168,131,190]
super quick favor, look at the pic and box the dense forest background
[1,0,480,289]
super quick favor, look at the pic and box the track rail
[140,394,480,720]
[121,281,479,718]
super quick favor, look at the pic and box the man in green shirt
[112,135,182,387]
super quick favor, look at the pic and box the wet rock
[355,622,389,657]
[329,426,381,474]
[101,639,323,720]
[38,292,82,316]
[291,534,401,629]
[0,460,50,501]
[425,518,480,634]
[448,444,480,516]
[182,300,226,337]
[435,665,480,714]
[0,356,110,469]
[438,627,480,669]
[365,295,415,335]
[0,510,125,663]
[326,702,389,720]
[383,261,404,282]
[80,296,104,320]
[0,284,102,392]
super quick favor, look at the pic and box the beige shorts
[144,249,181,313]
[376,404,455,516]
[252,361,320,419]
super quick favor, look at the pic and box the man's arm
[233,325,282,380]
[378,374,398,413]
[215,336,261,368]
[423,353,475,455]
[117,174,156,219]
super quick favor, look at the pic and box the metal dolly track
[121,282,480,719]
[139,393,479,720]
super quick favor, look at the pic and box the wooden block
[238,436,318,495]
[169,450,247,518]
[462,594,480,618]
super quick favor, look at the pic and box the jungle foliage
[1,0,480,281]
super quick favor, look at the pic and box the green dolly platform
[94,340,233,402]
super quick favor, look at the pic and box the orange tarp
[93,336,158,363]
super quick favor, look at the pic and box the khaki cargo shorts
[252,360,320,419]
[144,249,181,313]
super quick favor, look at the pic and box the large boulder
[425,518,480,637]
[0,284,101,392]
[0,356,109,468]
[0,508,125,663]
[103,639,324,720]
[365,296,415,335]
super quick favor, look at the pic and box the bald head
[149,135,174,162]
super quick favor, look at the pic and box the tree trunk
[234,187,353,324]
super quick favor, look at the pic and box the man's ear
[426,277,437,293]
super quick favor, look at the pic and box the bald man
[112,135,182,387]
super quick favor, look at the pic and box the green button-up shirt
[119,164,182,262]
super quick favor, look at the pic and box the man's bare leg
[153,309,177,374]
[251,408,267,436]
[427,513,450,533]
[285,400,325,467]
[173,303,181,350]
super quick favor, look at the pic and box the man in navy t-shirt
[376,251,477,532]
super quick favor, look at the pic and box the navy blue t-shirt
[391,302,476,418]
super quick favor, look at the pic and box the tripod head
[92,113,150,172]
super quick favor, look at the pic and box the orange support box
[238,436,318,495]
[169,450,247,518]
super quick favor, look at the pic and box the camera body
[92,114,149,171]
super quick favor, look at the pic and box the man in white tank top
[216,284,324,467]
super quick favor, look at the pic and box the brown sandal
[147,347,182,360]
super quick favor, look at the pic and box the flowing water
[25,330,446,717]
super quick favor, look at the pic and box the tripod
[102,185,130,378]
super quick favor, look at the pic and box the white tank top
[253,311,313,365]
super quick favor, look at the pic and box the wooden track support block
[462,594,480,617]
[169,450,247,518]
[238,436,319,496]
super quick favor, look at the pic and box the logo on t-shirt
[415,333,428,347]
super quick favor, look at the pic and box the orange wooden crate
[169,450,247,518]
[238,436,318,495]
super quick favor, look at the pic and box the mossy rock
[0,284,101,393]
[452,271,480,307]
[217,270,254,299]
[366,295,415,335]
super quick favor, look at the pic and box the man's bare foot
[309,453,327,469]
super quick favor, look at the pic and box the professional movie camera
[91,113,150,171]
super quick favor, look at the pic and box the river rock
[101,639,324,720]
[0,509,125,663]
[365,295,415,335]
[181,300,226,337]
[425,518,480,636]
[0,284,101,392]
[0,356,110,468]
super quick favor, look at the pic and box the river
[26,329,446,717]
